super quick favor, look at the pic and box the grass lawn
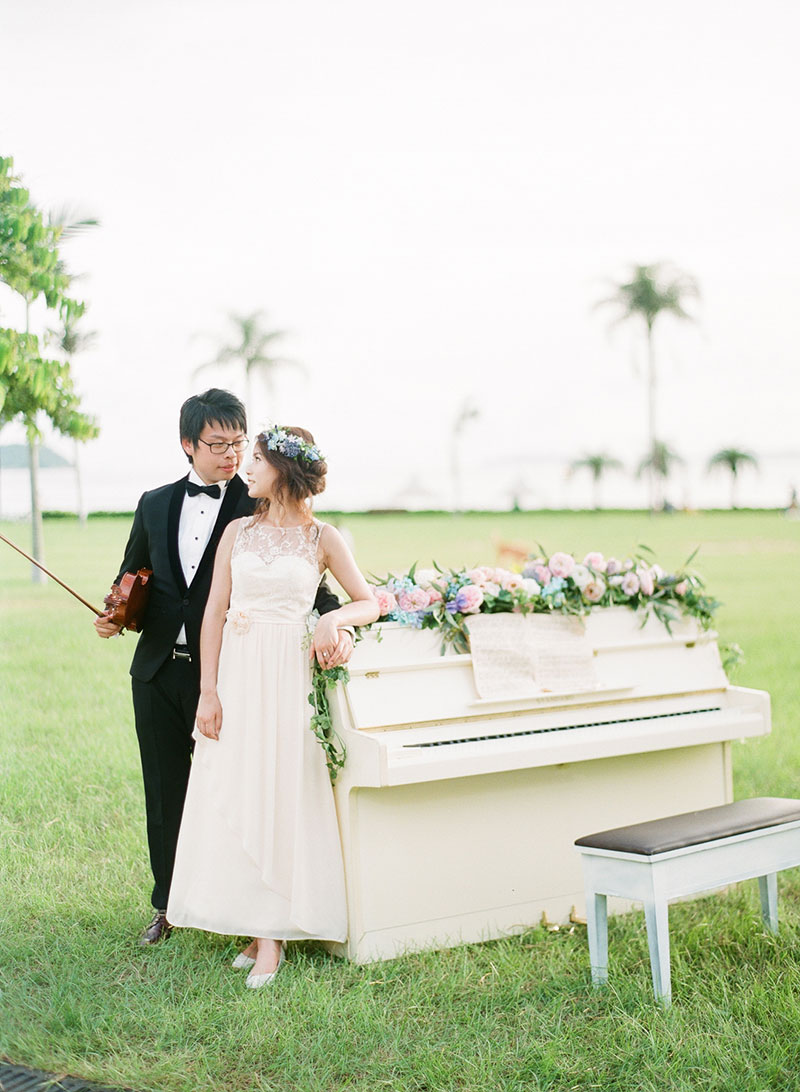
[2,510,800,1091]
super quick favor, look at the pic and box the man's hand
[94,612,122,639]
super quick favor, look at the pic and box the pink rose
[583,579,606,603]
[454,585,484,614]
[606,558,622,576]
[498,569,523,591]
[533,565,552,586]
[548,552,575,579]
[583,551,607,573]
[675,580,688,597]
[373,588,398,616]
[398,587,431,612]
[427,587,443,604]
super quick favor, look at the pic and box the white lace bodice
[228,517,324,626]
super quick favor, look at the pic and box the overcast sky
[2,0,799,511]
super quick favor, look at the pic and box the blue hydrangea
[542,577,566,597]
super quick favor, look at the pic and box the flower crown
[258,426,324,463]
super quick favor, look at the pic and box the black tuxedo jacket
[115,473,340,682]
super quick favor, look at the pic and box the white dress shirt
[175,469,229,645]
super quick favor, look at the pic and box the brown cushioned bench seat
[574,797,800,857]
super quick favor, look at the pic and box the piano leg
[758,873,779,933]
[586,892,608,987]
[643,883,672,1006]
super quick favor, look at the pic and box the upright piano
[326,607,770,963]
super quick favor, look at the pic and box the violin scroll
[104,569,153,632]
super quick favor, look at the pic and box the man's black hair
[179,389,247,462]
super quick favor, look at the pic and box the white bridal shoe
[231,950,256,969]
[245,943,286,989]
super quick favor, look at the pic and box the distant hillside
[0,444,72,469]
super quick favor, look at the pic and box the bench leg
[585,892,608,986]
[758,873,778,933]
[643,898,672,1006]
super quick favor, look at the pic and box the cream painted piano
[325,607,770,963]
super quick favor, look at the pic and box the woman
[167,426,379,987]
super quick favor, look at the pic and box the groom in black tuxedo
[95,389,350,944]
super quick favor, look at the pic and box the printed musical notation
[466,613,598,699]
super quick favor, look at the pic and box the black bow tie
[186,481,221,499]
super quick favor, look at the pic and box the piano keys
[324,606,770,963]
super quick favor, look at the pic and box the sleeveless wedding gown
[167,517,347,942]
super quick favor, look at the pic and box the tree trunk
[451,438,462,513]
[28,434,46,584]
[646,323,659,512]
[74,438,87,526]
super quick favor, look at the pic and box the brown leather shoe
[139,910,172,946]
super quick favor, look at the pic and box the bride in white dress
[167,427,379,987]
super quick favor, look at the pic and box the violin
[0,532,152,633]
[103,569,152,631]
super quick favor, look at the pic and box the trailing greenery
[308,663,349,782]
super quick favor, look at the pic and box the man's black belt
[172,644,192,662]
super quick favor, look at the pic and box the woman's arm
[310,525,379,663]
[195,520,239,740]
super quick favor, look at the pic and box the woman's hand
[196,690,223,740]
[310,614,340,668]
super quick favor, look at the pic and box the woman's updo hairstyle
[254,426,327,520]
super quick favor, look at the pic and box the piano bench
[574,797,800,1005]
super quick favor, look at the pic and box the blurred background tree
[596,262,699,512]
[193,310,305,419]
[708,447,759,509]
[568,452,624,510]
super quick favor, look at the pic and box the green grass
[3,511,800,1091]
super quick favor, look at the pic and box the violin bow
[0,531,105,616]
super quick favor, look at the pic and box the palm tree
[637,441,685,510]
[450,400,479,512]
[708,447,758,509]
[568,453,624,510]
[596,262,699,511]
[194,311,305,417]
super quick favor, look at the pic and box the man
[95,389,352,944]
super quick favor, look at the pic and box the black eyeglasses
[196,437,249,455]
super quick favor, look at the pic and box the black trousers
[131,657,200,910]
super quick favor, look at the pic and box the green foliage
[0,155,97,442]
[0,327,98,440]
[597,261,699,334]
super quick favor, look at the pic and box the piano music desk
[575,798,800,1005]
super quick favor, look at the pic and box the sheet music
[466,613,598,699]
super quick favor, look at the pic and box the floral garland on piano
[369,547,719,655]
